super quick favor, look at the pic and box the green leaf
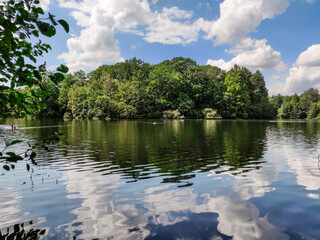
[57,64,69,73]
[10,140,23,146]
[30,151,36,159]
[53,72,65,83]
[11,165,15,169]
[33,7,44,15]
[6,155,23,162]
[3,165,10,171]
[17,57,25,67]
[11,80,15,89]
[32,30,39,37]
[6,152,17,157]
[37,21,56,37]
[33,70,42,80]
[58,19,69,33]
[26,164,30,172]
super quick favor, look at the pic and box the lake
[1,119,320,240]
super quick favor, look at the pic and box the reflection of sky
[2,120,320,239]
[59,162,289,240]
[207,147,283,201]
[284,144,320,191]
[0,186,23,227]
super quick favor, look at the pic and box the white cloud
[160,7,193,20]
[38,0,50,11]
[295,44,320,67]
[268,75,282,81]
[203,0,290,45]
[58,0,205,71]
[58,24,124,71]
[267,82,287,96]
[144,16,204,45]
[56,0,305,72]
[270,44,320,95]
[207,38,286,72]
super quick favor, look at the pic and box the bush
[202,108,221,119]
[116,102,137,119]
[163,110,181,119]
[63,112,73,119]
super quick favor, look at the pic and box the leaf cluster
[0,0,69,115]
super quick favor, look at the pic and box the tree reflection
[58,120,270,186]
[6,119,320,187]
[5,119,271,186]
[0,220,47,240]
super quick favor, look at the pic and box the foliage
[308,103,320,119]
[0,0,69,116]
[202,108,221,119]
[0,130,63,172]
[2,52,318,120]
[273,88,320,119]
[223,65,251,119]
[163,110,181,119]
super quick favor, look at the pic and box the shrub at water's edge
[202,108,222,119]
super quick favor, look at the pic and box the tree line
[1,57,320,120]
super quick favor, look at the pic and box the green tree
[223,66,251,119]
[247,70,273,119]
[270,94,283,110]
[58,73,79,113]
[308,103,320,119]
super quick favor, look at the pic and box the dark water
[1,119,320,240]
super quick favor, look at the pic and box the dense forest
[1,57,320,120]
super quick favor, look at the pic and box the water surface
[1,119,320,239]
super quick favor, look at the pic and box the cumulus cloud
[269,44,320,95]
[203,0,290,45]
[57,0,157,71]
[207,38,286,72]
[58,24,124,71]
[144,16,204,45]
[56,0,301,72]
[57,0,206,71]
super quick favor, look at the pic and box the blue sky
[40,0,320,95]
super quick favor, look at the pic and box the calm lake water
[1,119,320,240]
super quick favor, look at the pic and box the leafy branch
[0,0,70,116]
[0,130,64,172]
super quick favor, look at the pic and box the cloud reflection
[60,166,288,240]
[284,145,320,191]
